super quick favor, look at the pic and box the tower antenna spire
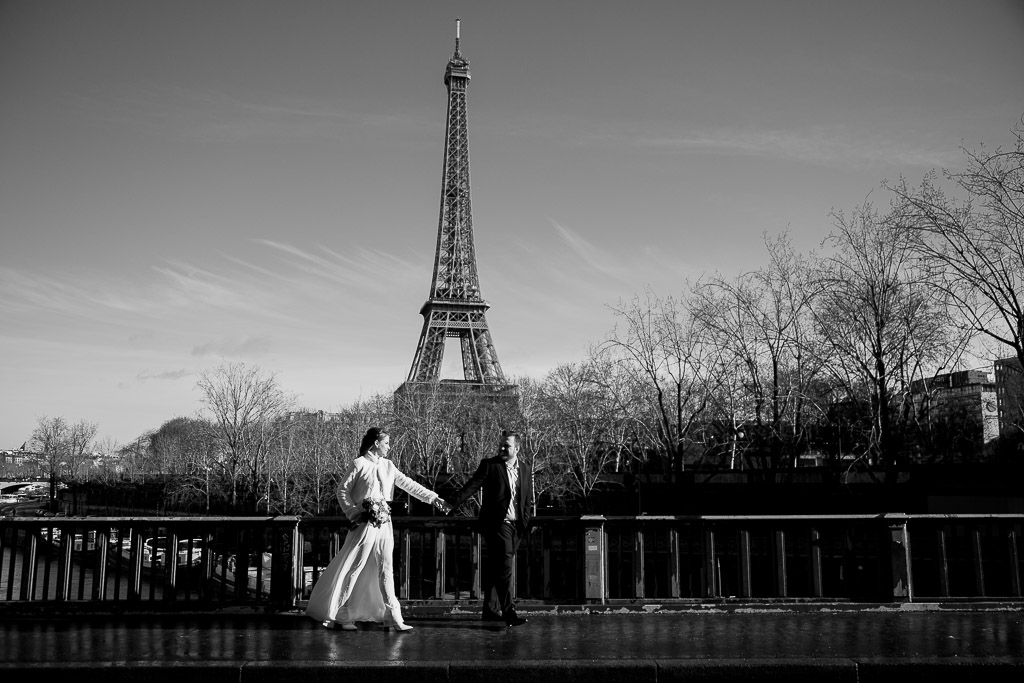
[454,17,461,57]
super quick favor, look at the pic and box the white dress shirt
[504,458,519,523]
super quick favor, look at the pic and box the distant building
[994,356,1024,438]
[284,411,343,424]
[910,368,999,462]
[0,448,41,467]
[0,447,43,478]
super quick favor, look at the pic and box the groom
[447,431,531,627]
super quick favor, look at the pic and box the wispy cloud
[1,240,423,331]
[547,219,631,284]
[191,336,272,358]
[0,267,94,317]
[490,219,700,350]
[255,239,425,291]
[151,261,254,310]
[634,126,959,170]
[137,369,189,382]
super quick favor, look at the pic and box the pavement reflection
[0,609,1021,663]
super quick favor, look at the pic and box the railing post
[93,527,110,601]
[399,527,411,599]
[937,527,950,597]
[972,527,986,597]
[270,516,300,610]
[773,529,788,598]
[129,528,142,602]
[703,523,718,598]
[634,523,645,600]
[1,529,14,601]
[670,527,681,598]
[58,527,73,601]
[511,542,518,601]
[23,531,38,601]
[1008,527,1021,597]
[472,531,483,600]
[435,525,447,600]
[887,514,912,602]
[291,526,305,603]
[738,528,752,598]
[582,515,605,604]
[542,528,552,600]
[167,531,180,601]
[809,526,823,598]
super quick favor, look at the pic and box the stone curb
[2,658,1022,683]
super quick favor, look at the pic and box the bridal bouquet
[362,497,391,528]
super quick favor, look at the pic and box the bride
[305,427,448,631]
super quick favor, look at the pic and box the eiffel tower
[399,20,511,396]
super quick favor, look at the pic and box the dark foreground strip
[2,658,1023,683]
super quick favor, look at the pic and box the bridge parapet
[1,513,1021,613]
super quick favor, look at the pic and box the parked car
[142,537,204,567]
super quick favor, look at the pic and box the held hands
[433,498,453,515]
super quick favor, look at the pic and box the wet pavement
[1,605,1022,681]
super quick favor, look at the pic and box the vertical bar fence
[1,513,1021,613]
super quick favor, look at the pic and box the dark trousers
[482,521,520,617]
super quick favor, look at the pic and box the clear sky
[2,0,1023,448]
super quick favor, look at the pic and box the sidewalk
[1,604,1022,681]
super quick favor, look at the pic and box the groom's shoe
[482,610,504,622]
[504,613,528,627]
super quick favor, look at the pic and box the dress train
[305,522,388,625]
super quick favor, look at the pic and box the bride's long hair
[358,427,387,457]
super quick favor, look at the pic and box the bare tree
[695,233,823,474]
[603,288,716,474]
[91,435,123,485]
[196,361,294,513]
[391,382,523,515]
[150,417,220,512]
[510,375,567,510]
[812,202,967,476]
[115,436,150,484]
[889,120,1024,370]
[30,416,98,507]
[391,383,469,486]
[534,360,630,505]
[272,410,352,516]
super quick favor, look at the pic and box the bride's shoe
[384,606,413,632]
[322,619,357,631]
[330,608,358,631]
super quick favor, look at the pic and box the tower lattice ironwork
[403,20,507,389]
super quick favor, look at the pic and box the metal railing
[1,513,1021,613]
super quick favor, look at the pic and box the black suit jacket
[450,456,532,535]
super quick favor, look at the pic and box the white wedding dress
[304,454,439,627]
